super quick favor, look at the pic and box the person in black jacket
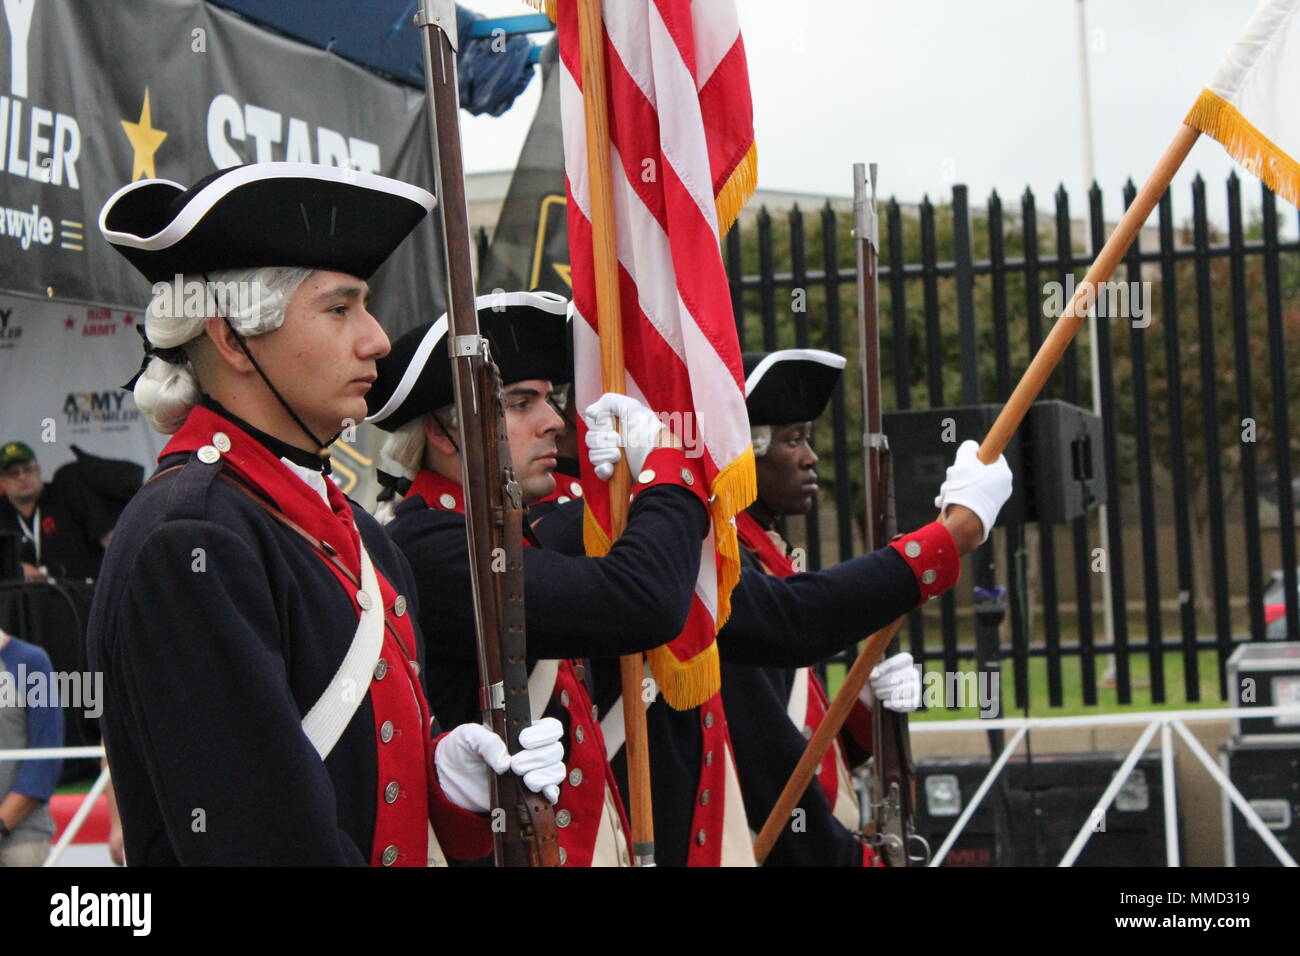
[86,163,564,866]
[369,292,711,867]
[532,354,1013,867]
[723,349,922,866]
[0,441,116,581]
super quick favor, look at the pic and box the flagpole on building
[754,122,1203,863]
[575,0,656,866]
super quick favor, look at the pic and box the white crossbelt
[600,661,655,760]
[301,546,385,760]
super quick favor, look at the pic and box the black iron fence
[724,173,1300,712]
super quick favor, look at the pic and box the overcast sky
[459,0,1287,230]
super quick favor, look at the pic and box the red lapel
[162,406,362,578]
[735,511,796,578]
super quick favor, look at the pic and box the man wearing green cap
[0,441,116,581]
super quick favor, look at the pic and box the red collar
[407,469,464,514]
[162,406,361,574]
[532,475,586,505]
[735,511,796,578]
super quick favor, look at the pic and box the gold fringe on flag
[1185,88,1300,208]
[646,642,721,713]
[708,443,756,628]
[715,142,758,238]
[580,444,756,711]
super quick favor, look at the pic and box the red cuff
[862,842,886,867]
[630,446,709,509]
[428,732,495,862]
[888,520,960,604]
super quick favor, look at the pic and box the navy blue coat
[86,452,426,866]
[534,498,922,867]
[385,482,709,732]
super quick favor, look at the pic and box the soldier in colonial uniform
[86,163,565,866]
[368,292,711,867]
[724,349,921,866]
[534,354,1013,867]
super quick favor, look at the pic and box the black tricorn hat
[366,291,572,432]
[743,349,847,426]
[99,162,435,284]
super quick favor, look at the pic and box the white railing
[909,706,1300,867]
[0,744,108,866]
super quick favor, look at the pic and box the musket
[415,0,560,867]
[853,163,927,867]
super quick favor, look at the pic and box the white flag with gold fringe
[1186,0,1300,206]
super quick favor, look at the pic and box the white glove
[582,392,667,481]
[435,717,566,813]
[859,652,921,713]
[933,439,1013,544]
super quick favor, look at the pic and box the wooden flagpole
[753,122,1202,864]
[576,0,656,866]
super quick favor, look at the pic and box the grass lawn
[825,648,1230,720]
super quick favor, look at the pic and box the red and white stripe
[558,0,756,696]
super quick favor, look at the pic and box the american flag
[555,0,757,709]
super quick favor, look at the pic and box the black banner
[0,0,443,332]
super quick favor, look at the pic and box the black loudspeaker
[1026,400,1107,524]
[916,752,1168,866]
[883,399,1105,530]
[1221,738,1300,867]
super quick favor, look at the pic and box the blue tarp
[208,1,538,116]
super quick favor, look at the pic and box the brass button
[197,445,220,465]
[696,829,707,846]
[393,595,407,617]
[802,725,813,740]
[591,704,599,720]
[356,590,374,611]
[559,847,568,865]
[380,720,394,743]
[211,432,231,453]
[382,845,398,866]
[573,663,586,681]
[575,726,585,744]
[922,569,938,585]
[560,690,570,707]
[556,809,572,828]
[438,493,456,509]
[705,750,714,766]
[557,496,571,504]
[699,789,710,806]
[680,468,694,486]
[905,540,922,558]
[569,481,583,498]
[385,781,400,803]
[703,712,714,729]
[569,768,583,787]
[637,469,656,484]
[374,658,388,680]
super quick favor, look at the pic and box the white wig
[373,403,459,525]
[133,266,313,434]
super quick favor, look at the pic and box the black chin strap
[434,411,460,455]
[220,315,335,459]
